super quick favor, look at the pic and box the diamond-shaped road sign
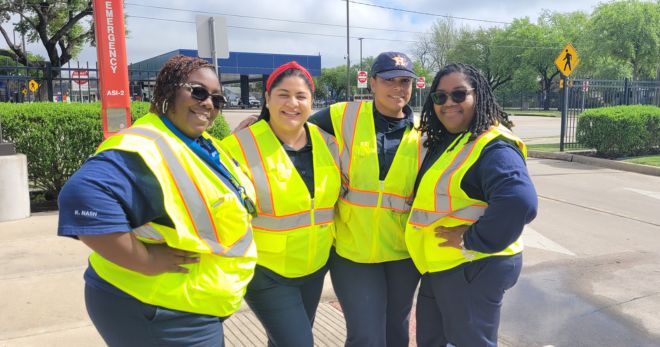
[555,43,580,77]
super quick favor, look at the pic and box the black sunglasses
[430,88,474,105]
[181,83,227,110]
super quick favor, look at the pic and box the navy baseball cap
[371,52,416,79]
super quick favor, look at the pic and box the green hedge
[576,105,660,158]
[0,102,231,198]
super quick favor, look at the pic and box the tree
[588,0,660,80]
[413,18,465,73]
[0,0,94,72]
[446,27,514,90]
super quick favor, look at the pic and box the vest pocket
[254,231,287,254]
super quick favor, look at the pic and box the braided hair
[149,55,217,115]
[419,63,513,148]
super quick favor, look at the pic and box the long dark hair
[419,63,512,148]
[149,55,217,115]
[258,69,314,121]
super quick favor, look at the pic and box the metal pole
[209,18,219,78]
[560,75,568,152]
[346,0,350,101]
[359,37,363,70]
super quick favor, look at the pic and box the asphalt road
[500,158,660,346]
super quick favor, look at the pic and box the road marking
[624,188,660,201]
[524,226,576,256]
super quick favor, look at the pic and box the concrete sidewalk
[0,211,346,346]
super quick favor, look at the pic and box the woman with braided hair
[58,55,257,346]
[405,63,538,346]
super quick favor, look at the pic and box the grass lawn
[622,155,660,167]
[505,109,561,117]
[527,143,592,152]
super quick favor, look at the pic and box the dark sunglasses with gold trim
[430,88,474,105]
[180,83,228,110]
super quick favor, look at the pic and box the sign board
[582,80,589,92]
[28,80,38,92]
[71,69,89,85]
[416,76,426,89]
[196,16,229,60]
[357,70,368,89]
[554,43,580,77]
[93,0,131,138]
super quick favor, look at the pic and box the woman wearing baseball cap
[222,61,341,347]
[308,51,422,347]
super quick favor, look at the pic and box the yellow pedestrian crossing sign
[555,43,580,77]
[28,80,39,92]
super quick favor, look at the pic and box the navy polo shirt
[308,103,414,180]
[413,132,538,255]
[58,117,243,296]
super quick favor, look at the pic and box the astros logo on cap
[392,55,407,66]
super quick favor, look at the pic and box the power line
[347,0,511,25]
[126,15,418,43]
[127,15,561,50]
[124,2,426,35]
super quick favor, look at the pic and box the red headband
[266,61,315,93]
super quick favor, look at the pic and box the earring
[161,100,169,114]
[266,103,269,108]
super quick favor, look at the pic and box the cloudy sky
[9,0,606,68]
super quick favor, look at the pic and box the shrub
[0,102,231,199]
[576,105,660,158]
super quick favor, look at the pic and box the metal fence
[562,79,660,148]
[0,61,159,103]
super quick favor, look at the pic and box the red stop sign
[72,69,89,85]
[416,76,426,89]
[357,71,368,84]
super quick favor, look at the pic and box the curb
[528,150,660,177]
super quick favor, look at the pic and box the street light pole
[358,37,363,71]
[346,0,350,101]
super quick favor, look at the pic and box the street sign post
[555,43,580,152]
[357,70,368,89]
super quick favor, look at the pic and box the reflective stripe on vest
[234,126,337,231]
[341,186,411,212]
[408,132,490,227]
[123,126,252,257]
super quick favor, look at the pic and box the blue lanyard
[159,116,245,203]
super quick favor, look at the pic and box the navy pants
[330,248,421,347]
[85,284,225,346]
[416,253,523,347]
[244,265,327,347]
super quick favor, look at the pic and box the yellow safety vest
[330,101,423,263]
[89,113,257,317]
[221,120,341,278]
[405,125,526,274]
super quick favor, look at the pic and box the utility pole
[358,37,363,71]
[346,0,350,101]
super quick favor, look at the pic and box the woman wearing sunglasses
[57,55,257,346]
[221,61,340,347]
[406,63,538,347]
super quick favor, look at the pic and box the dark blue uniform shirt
[308,103,414,180]
[414,132,538,254]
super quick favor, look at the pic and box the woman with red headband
[221,61,341,346]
